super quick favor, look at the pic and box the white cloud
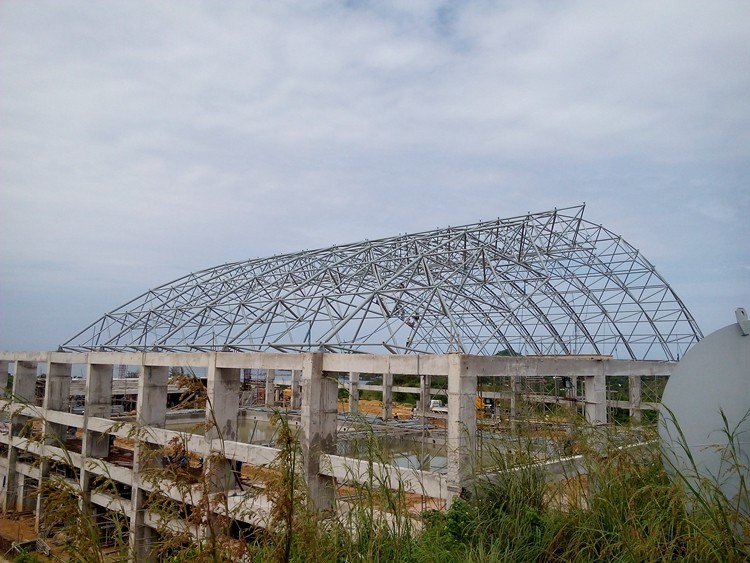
[0,0,748,349]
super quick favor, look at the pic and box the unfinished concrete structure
[0,351,674,557]
[0,206,701,557]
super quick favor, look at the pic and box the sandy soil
[339,398,416,420]
[0,513,36,543]
[0,513,44,560]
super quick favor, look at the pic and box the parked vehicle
[429,399,448,413]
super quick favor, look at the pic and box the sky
[1,0,748,352]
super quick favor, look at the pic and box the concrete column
[79,364,114,540]
[12,361,37,404]
[83,364,113,459]
[291,370,302,410]
[348,371,359,414]
[14,477,23,513]
[135,365,169,428]
[0,360,9,398]
[205,354,240,491]
[629,375,642,423]
[44,362,72,440]
[446,355,477,505]
[16,476,36,513]
[509,375,522,433]
[300,353,336,513]
[567,375,578,410]
[265,369,275,407]
[382,370,393,420]
[130,364,169,563]
[37,361,72,534]
[418,374,432,424]
[584,369,607,425]
[2,361,37,513]
[419,374,432,413]
[16,476,26,512]
[2,447,19,513]
[130,488,152,561]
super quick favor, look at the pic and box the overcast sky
[1,0,748,352]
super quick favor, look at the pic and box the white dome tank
[660,308,749,512]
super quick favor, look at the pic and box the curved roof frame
[60,205,703,360]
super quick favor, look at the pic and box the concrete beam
[321,453,447,500]
[141,352,209,368]
[461,355,675,377]
[216,351,303,371]
[321,353,450,377]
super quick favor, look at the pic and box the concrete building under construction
[0,206,701,559]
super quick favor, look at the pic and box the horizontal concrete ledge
[481,454,588,486]
[87,457,133,486]
[90,490,132,515]
[216,351,304,371]
[460,356,676,377]
[45,410,84,427]
[218,440,278,467]
[321,453,447,500]
[14,461,40,480]
[45,445,84,468]
[0,351,675,377]
[321,354,450,376]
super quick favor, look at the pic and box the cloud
[1,0,748,349]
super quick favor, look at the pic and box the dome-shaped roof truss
[61,205,702,360]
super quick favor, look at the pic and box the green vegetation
[13,551,42,563]
[12,389,749,562]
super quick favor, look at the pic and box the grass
[16,390,750,562]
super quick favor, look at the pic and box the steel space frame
[61,205,701,360]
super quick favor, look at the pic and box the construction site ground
[344,398,415,419]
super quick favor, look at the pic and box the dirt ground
[0,513,46,560]
[340,398,416,420]
[0,513,36,543]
